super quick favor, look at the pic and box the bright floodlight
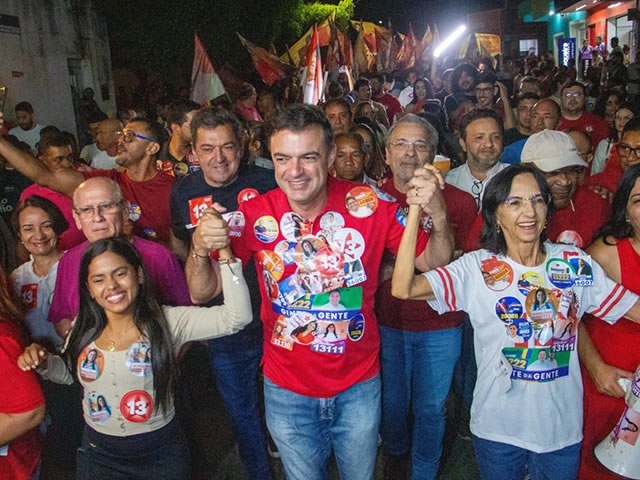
[433,25,467,58]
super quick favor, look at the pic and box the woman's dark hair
[610,103,638,142]
[593,90,625,123]
[533,288,546,308]
[13,195,69,238]
[65,238,177,413]
[480,165,552,255]
[597,164,640,244]
[410,78,435,104]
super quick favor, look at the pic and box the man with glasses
[558,82,609,148]
[446,109,507,210]
[48,177,189,337]
[0,114,174,244]
[375,114,474,479]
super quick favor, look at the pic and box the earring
[496,224,502,233]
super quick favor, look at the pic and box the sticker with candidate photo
[287,312,320,345]
[517,271,545,296]
[348,313,365,341]
[270,316,293,351]
[525,288,558,346]
[320,211,345,235]
[274,240,296,265]
[294,236,324,271]
[298,270,325,295]
[612,407,640,446]
[346,186,378,218]
[126,342,152,377]
[120,390,153,423]
[237,188,259,205]
[333,228,365,263]
[87,391,112,424]
[277,273,306,305]
[556,230,584,248]
[263,270,280,300]
[254,216,279,243]
[281,212,312,241]
[495,296,523,324]
[223,211,245,237]
[78,347,104,382]
[129,204,142,222]
[546,258,575,289]
[257,250,285,282]
[344,259,366,287]
[480,258,513,291]
[569,256,594,286]
[505,318,532,345]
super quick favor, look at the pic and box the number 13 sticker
[188,195,213,227]
[120,390,153,423]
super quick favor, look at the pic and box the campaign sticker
[556,230,584,249]
[517,271,545,296]
[129,204,142,222]
[320,211,345,234]
[277,273,307,305]
[254,216,279,243]
[525,288,558,346]
[158,160,174,177]
[143,228,157,239]
[257,250,285,282]
[613,407,640,446]
[495,296,523,324]
[294,236,325,271]
[371,185,396,202]
[223,211,245,237]
[344,259,367,287]
[332,228,365,263]
[288,313,319,345]
[78,347,104,382]
[505,318,532,345]
[348,313,365,341]
[480,258,513,291]
[281,212,312,241]
[346,186,378,218]
[20,284,38,310]
[263,270,280,300]
[271,316,293,351]
[188,195,213,227]
[274,240,296,265]
[546,258,575,289]
[569,256,594,286]
[174,161,189,178]
[314,246,345,277]
[395,208,407,227]
[87,391,112,424]
[120,390,153,423]
[126,342,152,376]
[237,188,259,205]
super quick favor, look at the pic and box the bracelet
[191,250,210,261]
[218,257,236,265]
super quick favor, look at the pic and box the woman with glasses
[392,164,640,479]
[592,103,637,174]
[17,238,251,479]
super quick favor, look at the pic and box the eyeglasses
[389,140,431,153]
[115,130,157,143]
[618,144,640,157]
[563,92,583,98]
[503,194,551,210]
[471,180,483,208]
[74,201,122,219]
[475,87,494,95]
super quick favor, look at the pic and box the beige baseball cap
[520,129,588,172]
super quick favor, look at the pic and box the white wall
[0,0,115,137]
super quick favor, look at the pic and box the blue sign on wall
[558,38,576,67]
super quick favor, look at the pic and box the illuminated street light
[433,25,467,58]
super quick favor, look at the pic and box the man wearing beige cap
[520,129,609,248]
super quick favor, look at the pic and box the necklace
[105,323,136,352]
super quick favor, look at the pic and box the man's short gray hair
[386,114,439,151]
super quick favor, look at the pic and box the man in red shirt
[186,105,453,480]
[0,114,174,245]
[376,115,476,479]
[370,72,403,125]
[558,82,609,148]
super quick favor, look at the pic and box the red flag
[237,33,295,85]
[396,23,417,70]
[190,33,227,105]
[304,25,323,105]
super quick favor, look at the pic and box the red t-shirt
[82,169,175,244]
[586,145,623,193]
[0,322,44,480]
[231,177,427,397]
[374,93,403,124]
[465,186,609,251]
[375,181,475,331]
[559,112,610,150]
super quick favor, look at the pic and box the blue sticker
[495,296,524,324]
[506,318,532,344]
[546,259,575,289]
[348,313,365,341]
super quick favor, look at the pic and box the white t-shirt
[423,242,638,453]
[90,149,118,170]
[9,124,44,153]
[11,258,62,351]
[398,85,414,107]
[80,143,100,164]
[445,161,508,210]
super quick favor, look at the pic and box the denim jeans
[453,314,476,411]
[379,325,462,480]
[209,342,270,480]
[264,374,381,480]
[473,435,581,480]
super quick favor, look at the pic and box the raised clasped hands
[192,202,230,254]
[406,165,447,218]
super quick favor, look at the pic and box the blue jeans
[473,435,581,480]
[264,374,381,480]
[208,342,270,480]
[453,314,476,411]
[379,325,462,480]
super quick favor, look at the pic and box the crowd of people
[1,37,640,480]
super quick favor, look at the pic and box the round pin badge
[505,318,533,344]
[126,342,152,377]
[480,258,514,292]
[314,246,345,277]
[546,258,575,289]
[87,391,112,424]
[556,230,584,248]
[257,250,285,281]
[517,271,545,296]
[120,390,154,423]
[294,236,325,271]
[348,314,365,341]
[78,347,104,382]
[159,160,174,176]
[237,188,259,205]
[346,186,378,218]
[254,216,279,243]
[320,211,345,234]
[224,211,245,237]
[495,296,523,324]
[129,204,142,222]
[142,228,157,239]
[281,212,311,241]
[332,228,366,263]
[173,161,189,177]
